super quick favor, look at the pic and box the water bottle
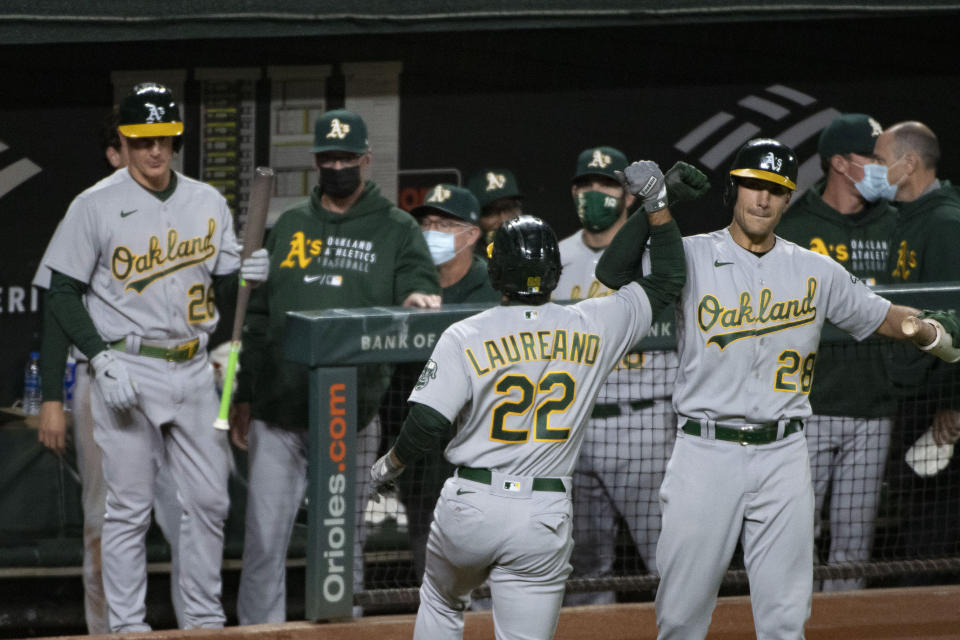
[63,357,77,413]
[23,351,42,416]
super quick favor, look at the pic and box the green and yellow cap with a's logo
[312,109,369,154]
[572,146,628,182]
[412,184,481,225]
[466,168,523,209]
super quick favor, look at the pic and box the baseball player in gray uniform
[370,161,686,640]
[597,138,958,639]
[558,146,689,603]
[42,83,267,632]
[34,111,186,633]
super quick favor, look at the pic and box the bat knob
[901,315,923,338]
[213,417,230,431]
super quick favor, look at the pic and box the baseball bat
[901,315,937,346]
[213,166,275,430]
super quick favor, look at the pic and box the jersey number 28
[490,371,576,443]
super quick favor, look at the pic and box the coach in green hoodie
[231,109,441,624]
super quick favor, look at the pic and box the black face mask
[320,165,362,199]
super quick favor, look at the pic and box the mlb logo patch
[503,481,521,492]
[524,311,538,320]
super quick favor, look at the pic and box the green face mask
[575,190,622,232]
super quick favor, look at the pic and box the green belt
[109,337,201,362]
[457,466,566,493]
[682,418,803,446]
[591,399,656,419]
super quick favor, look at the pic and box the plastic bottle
[23,351,42,416]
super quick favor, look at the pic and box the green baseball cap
[817,113,883,160]
[411,184,481,225]
[311,109,369,154]
[466,169,523,210]
[572,146,628,181]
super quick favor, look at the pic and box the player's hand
[240,248,270,286]
[91,350,139,411]
[932,409,960,446]
[664,161,710,206]
[615,160,668,213]
[37,400,68,455]
[919,309,960,343]
[403,292,442,309]
[229,401,251,450]
[370,450,405,503]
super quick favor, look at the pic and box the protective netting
[355,331,960,611]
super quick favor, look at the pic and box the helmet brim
[729,168,796,191]
[119,122,184,138]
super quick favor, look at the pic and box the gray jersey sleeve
[820,259,891,341]
[409,326,473,422]
[44,191,102,284]
[211,197,242,275]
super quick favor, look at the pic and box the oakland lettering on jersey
[698,277,818,349]
[112,218,217,293]
[464,329,600,376]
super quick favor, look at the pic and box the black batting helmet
[118,82,184,143]
[487,215,561,300]
[722,138,798,208]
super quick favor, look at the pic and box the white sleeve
[407,328,472,422]
[43,195,101,284]
[213,197,242,275]
[822,261,890,341]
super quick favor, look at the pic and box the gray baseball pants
[236,415,380,624]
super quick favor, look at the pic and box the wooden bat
[214,167,275,430]
[901,315,937,346]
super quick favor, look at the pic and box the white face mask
[853,162,900,202]
[423,229,462,265]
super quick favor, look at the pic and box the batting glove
[615,160,668,213]
[240,248,270,284]
[370,450,405,503]
[664,161,710,206]
[91,350,139,411]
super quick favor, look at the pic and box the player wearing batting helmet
[596,137,960,639]
[372,159,687,639]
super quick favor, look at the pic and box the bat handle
[214,342,242,430]
[902,315,937,346]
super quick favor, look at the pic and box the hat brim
[118,122,184,138]
[730,168,796,191]
[311,144,368,154]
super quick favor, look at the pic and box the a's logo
[891,240,917,281]
[326,118,350,140]
[485,172,506,191]
[714,260,733,267]
[120,209,138,218]
[415,359,438,390]
[145,105,165,123]
[588,149,611,169]
[759,152,782,173]
[868,117,883,137]
[427,185,451,203]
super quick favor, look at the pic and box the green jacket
[776,180,897,417]
[884,180,960,408]
[441,254,500,305]
[886,180,960,284]
[239,181,440,430]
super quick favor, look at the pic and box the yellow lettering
[465,348,490,376]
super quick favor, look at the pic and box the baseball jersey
[409,282,653,478]
[44,169,241,342]
[555,230,677,402]
[673,229,890,424]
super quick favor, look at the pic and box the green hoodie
[239,181,440,430]
[886,179,960,283]
[776,180,897,416]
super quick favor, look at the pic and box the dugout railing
[285,282,960,621]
